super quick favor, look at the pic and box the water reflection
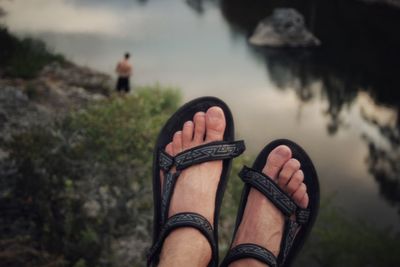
[69,0,149,8]
[220,0,400,214]
[186,0,206,14]
[185,0,219,15]
[362,105,400,214]
[253,47,360,135]
[221,0,400,117]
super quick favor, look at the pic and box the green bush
[1,87,181,267]
[0,27,65,78]
[295,197,400,267]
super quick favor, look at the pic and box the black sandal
[221,139,319,267]
[147,97,245,267]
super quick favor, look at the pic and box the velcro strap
[174,140,245,170]
[239,166,297,216]
[278,219,300,265]
[159,150,174,171]
[296,208,310,225]
[147,212,217,267]
[220,244,277,267]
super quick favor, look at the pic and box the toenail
[275,145,291,157]
[208,114,221,123]
[196,112,205,117]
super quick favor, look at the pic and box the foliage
[295,197,400,267]
[0,27,65,78]
[0,86,181,267]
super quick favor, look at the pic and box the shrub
[0,87,180,267]
[0,27,65,79]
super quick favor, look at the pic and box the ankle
[229,258,270,267]
[159,228,212,267]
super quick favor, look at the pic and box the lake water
[2,0,400,230]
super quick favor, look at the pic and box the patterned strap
[157,140,245,171]
[147,212,217,267]
[160,171,180,225]
[230,167,311,266]
[296,208,310,225]
[220,244,277,267]
[239,166,297,216]
[159,150,174,172]
[175,140,245,170]
[278,219,300,265]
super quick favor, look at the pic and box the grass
[295,197,400,267]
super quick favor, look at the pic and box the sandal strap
[158,141,245,225]
[239,166,297,216]
[160,171,180,225]
[237,166,310,266]
[159,140,245,171]
[239,166,311,225]
[296,208,310,225]
[159,150,174,172]
[175,140,245,170]
[220,244,277,267]
[278,219,300,265]
[147,212,217,267]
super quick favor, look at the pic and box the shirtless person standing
[115,52,133,93]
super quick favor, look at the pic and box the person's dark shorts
[116,77,130,92]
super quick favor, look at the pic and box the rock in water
[249,8,321,47]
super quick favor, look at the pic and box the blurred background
[1,0,399,266]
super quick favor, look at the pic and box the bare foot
[230,145,309,267]
[158,106,226,267]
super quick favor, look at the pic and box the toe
[262,145,292,180]
[182,121,194,149]
[285,169,304,195]
[292,183,307,205]
[205,106,226,142]
[166,142,173,155]
[299,193,309,209]
[277,159,301,188]
[172,131,183,155]
[193,112,206,145]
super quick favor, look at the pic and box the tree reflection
[220,0,400,211]
[186,0,205,14]
[184,0,219,15]
[220,0,400,134]
[67,0,149,8]
[363,109,400,214]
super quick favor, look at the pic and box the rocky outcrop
[249,8,320,47]
[0,86,52,149]
[41,62,112,95]
[0,62,111,147]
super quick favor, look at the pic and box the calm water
[2,0,400,229]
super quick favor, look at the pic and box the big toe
[205,106,226,142]
[262,145,292,181]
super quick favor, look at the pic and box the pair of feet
[158,106,309,267]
